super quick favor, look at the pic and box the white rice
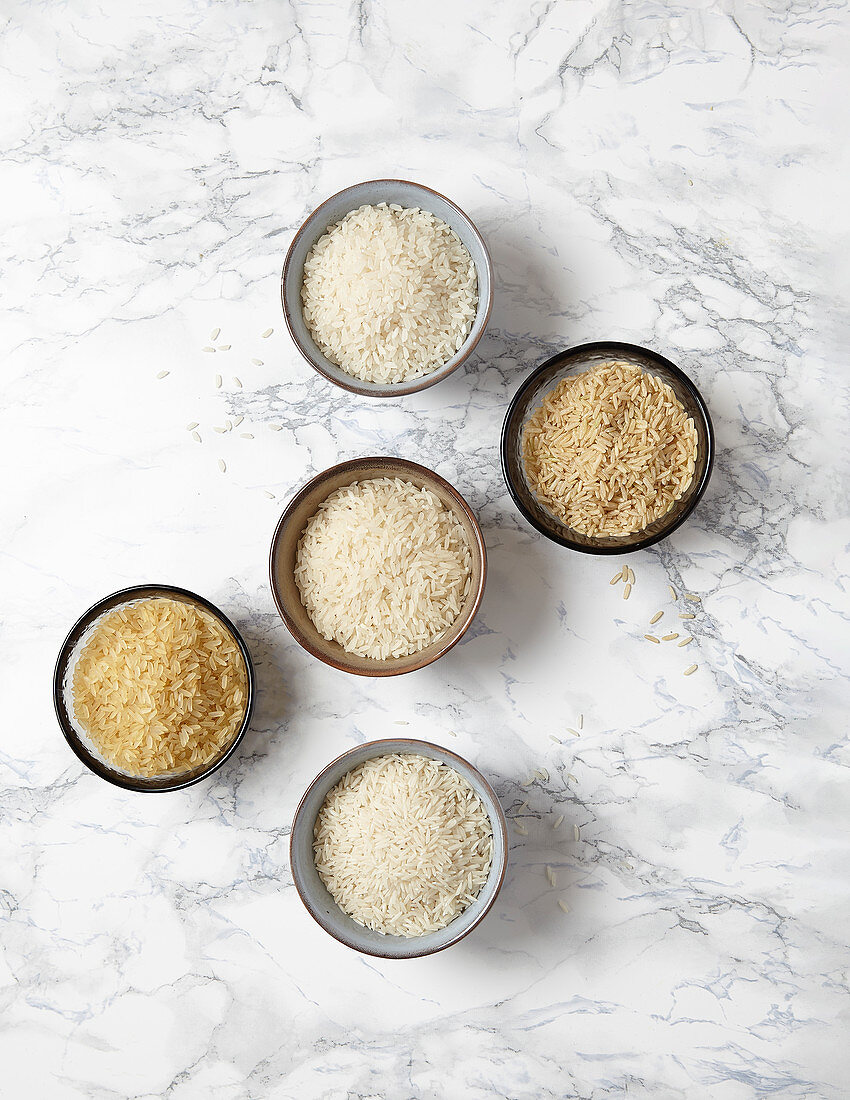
[295,477,472,661]
[301,203,478,384]
[313,753,493,937]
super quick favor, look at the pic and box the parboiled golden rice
[522,361,699,537]
[72,597,247,777]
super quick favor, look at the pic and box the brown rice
[522,361,698,536]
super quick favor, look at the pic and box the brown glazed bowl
[269,457,487,676]
[281,179,494,397]
[289,738,508,958]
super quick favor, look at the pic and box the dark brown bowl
[501,342,714,554]
[269,457,487,676]
[53,584,255,792]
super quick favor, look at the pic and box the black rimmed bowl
[501,342,714,555]
[281,179,494,397]
[53,584,255,792]
[290,738,508,958]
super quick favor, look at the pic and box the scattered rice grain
[217,345,231,351]
[684,593,701,603]
[186,422,198,431]
[662,633,679,641]
[623,583,632,600]
[678,636,693,647]
[251,358,264,366]
[573,824,580,841]
[233,377,242,388]
[558,899,570,914]
[269,424,282,431]
[218,458,226,473]
[191,431,201,443]
[609,570,623,585]
[644,634,660,644]
[683,664,698,676]
[261,328,274,338]
[202,346,216,353]
[668,584,677,600]
[680,613,695,620]
[210,327,220,341]
[156,370,169,379]
[549,734,562,744]
[553,814,565,830]
[233,416,244,427]
[215,374,222,388]
[240,433,254,439]
[649,611,663,625]
[567,728,580,737]
[263,490,276,499]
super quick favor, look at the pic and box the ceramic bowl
[290,738,508,958]
[269,456,487,676]
[501,341,714,555]
[281,179,493,397]
[53,584,255,792]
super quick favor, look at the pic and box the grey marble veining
[1,0,849,1097]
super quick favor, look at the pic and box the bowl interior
[54,585,255,792]
[269,457,486,676]
[501,342,714,554]
[290,739,508,958]
[281,179,493,397]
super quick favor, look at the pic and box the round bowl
[281,179,494,397]
[501,341,714,555]
[53,584,255,792]
[270,457,487,676]
[290,738,508,958]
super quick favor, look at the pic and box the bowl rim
[268,456,488,676]
[289,737,509,958]
[280,178,494,397]
[53,583,256,792]
[500,340,715,555]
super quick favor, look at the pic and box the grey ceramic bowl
[53,584,255,792]
[281,179,493,397]
[269,456,487,677]
[290,738,508,958]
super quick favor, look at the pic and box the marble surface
[2,1,849,1096]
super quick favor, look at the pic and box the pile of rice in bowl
[313,753,494,937]
[71,596,247,777]
[301,203,478,384]
[522,360,699,537]
[294,477,472,660]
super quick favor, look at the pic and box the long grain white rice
[295,477,472,661]
[314,753,492,938]
[301,203,477,384]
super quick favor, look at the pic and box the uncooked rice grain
[218,458,226,472]
[609,570,623,585]
[644,634,660,644]
[314,753,493,938]
[662,633,679,641]
[623,583,632,600]
[650,611,663,624]
[668,585,677,600]
[558,899,570,914]
[202,346,215,353]
[210,327,220,341]
[684,593,701,602]
[680,613,695,620]
[217,345,231,351]
[683,664,698,676]
[215,374,222,388]
[553,814,565,829]
[186,422,198,431]
[71,597,246,777]
[191,431,201,443]
[678,636,693,647]
[251,358,264,366]
[522,361,698,536]
[261,328,273,338]
[295,477,472,661]
[301,203,477,384]
[156,370,169,379]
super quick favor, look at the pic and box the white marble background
[2,0,849,1096]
